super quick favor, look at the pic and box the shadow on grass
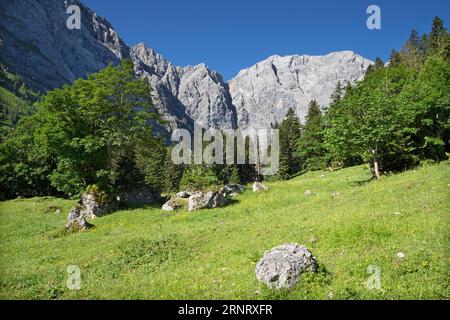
[118,201,165,211]
[347,175,375,187]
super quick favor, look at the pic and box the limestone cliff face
[228,51,373,129]
[0,0,129,92]
[0,0,372,132]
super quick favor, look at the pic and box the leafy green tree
[37,60,160,196]
[0,113,57,199]
[397,56,450,161]
[1,60,163,199]
[325,67,415,178]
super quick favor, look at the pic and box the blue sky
[82,0,449,80]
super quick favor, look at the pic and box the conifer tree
[278,108,302,179]
[296,100,328,171]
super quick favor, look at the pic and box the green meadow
[0,162,449,299]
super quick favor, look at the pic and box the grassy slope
[0,163,449,299]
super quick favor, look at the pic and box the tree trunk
[371,148,381,179]
[373,160,380,179]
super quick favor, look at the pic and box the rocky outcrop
[65,205,93,232]
[65,190,118,231]
[255,243,318,289]
[79,192,118,219]
[131,43,237,131]
[229,52,372,129]
[162,186,237,211]
[187,191,216,211]
[161,198,186,211]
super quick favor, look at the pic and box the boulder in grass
[222,184,245,196]
[80,191,118,219]
[255,243,318,289]
[162,198,186,211]
[66,205,93,232]
[253,182,269,192]
[188,191,216,211]
[65,216,93,232]
[174,191,192,198]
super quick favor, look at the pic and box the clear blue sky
[82,0,449,80]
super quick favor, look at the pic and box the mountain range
[0,0,373,131]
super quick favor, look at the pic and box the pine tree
[429,16,447,53]
[389,49,402,67]
[278,108,302,179]
[366,57,384,75]
[228,166,241,184]
[401,29,423,68]
[296,100,328,171]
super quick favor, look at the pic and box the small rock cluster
[65,191,118,232]
[65,186,161,232]
[255,243,318,289]
[79,192,119,219]
[65,205,93,232]
[162,184,245,212]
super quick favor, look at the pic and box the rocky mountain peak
[229,51,372,129]
[0,0,372,132]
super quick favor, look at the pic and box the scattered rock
[65,216,93,232]
[80,192,118,219]
[188,191,216,211]
[255,243,318,289]
[253,182,269,192]
[319,174,325,178]
[174,191,192,198]
[162,186,233,212]
[304,189,314,196]
[67,205,82,221]
[55,208,61,215]
[66,205,92,232]
[210,189,228,208]
[396,252,406,259]
[331,192,340,197]
[222,184,245,196]
[162,198,185,211]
